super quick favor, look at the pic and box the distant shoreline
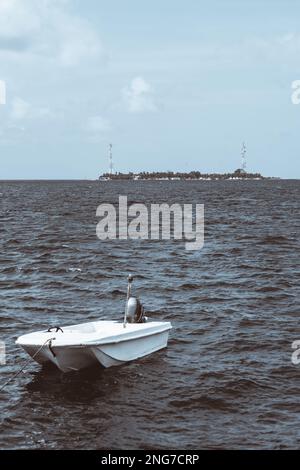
[99,170,279,181]
[0,177,290,182]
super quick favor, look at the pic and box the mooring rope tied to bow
[0,338,55,392]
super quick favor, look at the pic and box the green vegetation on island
[99,169,265,181]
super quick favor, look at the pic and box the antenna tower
[109,143,113,175]
[241,142,247,172]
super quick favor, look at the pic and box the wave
[259,235,293,245]
[169,394,233,411]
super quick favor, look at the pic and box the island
[99,169,268,181]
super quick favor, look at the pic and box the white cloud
[122,77,157,113]
[10,97,30,120]
[0,0,103,66]
[10,97,52,120]
[86,115,112,133]
[0,0,41,45]
[58,16,103,66]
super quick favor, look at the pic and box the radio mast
[241,142,247,172]
[109,143,113,175]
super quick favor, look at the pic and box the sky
[0,0,300,179]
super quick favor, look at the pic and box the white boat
[16,276,172,373]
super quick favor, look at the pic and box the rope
[0,338,54,393]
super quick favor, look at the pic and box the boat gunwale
[16,323,172,349]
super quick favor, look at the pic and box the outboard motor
[123,275,146,326]
[126,297,145,323]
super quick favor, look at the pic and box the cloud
[10,97,52,120]
[85,116,112,133]
[260,33,300,62]
[84,115,112,142]
[10,98,30,120]
[0,0,41,47]
[0,0,103,66]
[122,77,157,113]
[0,36,32,52]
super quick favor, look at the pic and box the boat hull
[16,321,172,372]
[91,329,170,368]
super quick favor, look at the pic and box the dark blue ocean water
[0,180,299,449]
